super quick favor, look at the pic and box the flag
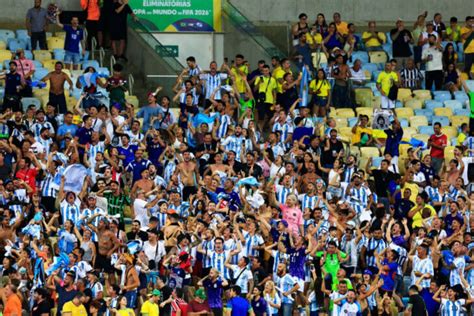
[63,164,90,193]
[299,66,310,108]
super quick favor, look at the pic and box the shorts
[381,96,395,109]
[312,96,328,107]
[124,290,137,308]
[95,253,114,273]
[294,276,305,292]
[48,92,68,114]
[257,102,273,120]
[64,51,82,65]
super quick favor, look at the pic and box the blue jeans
[282,303,293,316]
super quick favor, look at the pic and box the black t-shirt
[159,285,173,314]
[408,294,427,314]
[390,28,413,57]
[197,141,217,162]
[5,72,22,95]
[252,267,269,285]
[322,140,344,166]
[126,230,148,242]
[112,3,132,26]
[0,163,12,182]
[226,160,243,175]
[372,169,395,197]
[32,300,51,316]
[243,163,263,179]
[56,285,78,316]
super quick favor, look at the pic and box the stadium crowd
[2,2,474,316]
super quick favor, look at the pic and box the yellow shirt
[306,32,322,46]
[461,26,474,54]
[62,302,88,316]
[403,182,419,204]
[117,309,135,316]
[141,300,159,316]
[231,64,249,93]
[309,79,331,97]
[447,25,461,42]
[458,132,467,145]
[362,31,386,47]
[351,126,373,144]
[376,71,398,96]
[254,76,277,104]
[411,204,436,228]
[272,66,288,94]
[336,21,349,35]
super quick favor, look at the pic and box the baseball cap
[195,288,206,299]
[363,269,373,276]
[150,289,161,296]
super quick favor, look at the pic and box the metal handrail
[128,74,135,96]
[91,37,97,60]
[110,55,116,75]
[99,47,105,68]
[223,0,286,59]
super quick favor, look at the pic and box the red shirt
[16,167,38,192]
[429,133,447,158]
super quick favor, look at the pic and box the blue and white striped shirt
[276,185,297,204]
[411,256,434,288]
[389,243,408,275]
[224,238,239,264]
[364,238,387,268]
[299,194,318,211]
[243,231,264,257]
[274,273,297,304]
[450,256,466,287]
[222,135,244,161]
[463,137,474,157]
[35,136,53,155]
[216,114,232,139]
[202,73,228,100]
[272,122,294,149]
[440,298,466,316]
[347,186,371,214]
[81,207,104,241]
[342,166,357,183]
[200,239,215,268]
[40,172,58,198]
[88,141,105,167]
[60,199,81,224]
[271,249,289,274]
[30,121,54,137]
[209,250,231,279]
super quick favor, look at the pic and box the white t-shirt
[230,265,253,294]
[422,46,443,71]
[142,240,166,265]
[133,198,149,226]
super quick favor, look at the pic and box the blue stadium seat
[372,157,383,168]
[372,70,382,81]
[454,108,470,116]
[97,67,110,77]
[444,100,463,111]
[424,100,443,111]
[24,50,33,60]
[33,67,49,81]
[53,49,65,61]
[465,80,474,91]
[82,59,100,70]
[433,93,452,102]
[33,60,43,69]
[352,51,369,64]
[451,137,458,146]
[21,97,41,111]
[418,125,433,135]
[431,116,450,127]
[414,109,434,124]
[0,30,15,41]
[386,32,392,44]
[399,118,409,128]
[348,117,358,127]
[361,63,378,73]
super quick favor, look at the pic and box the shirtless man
[130,168,155,199]
[41,61,73,114]
[176,150,199,200]
[87,214,119,279]
[331,54,352,108]
[204,152,233,177]
[115,253,140,309]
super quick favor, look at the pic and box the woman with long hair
[310,69,332,117]
[442,43,458,69]
[313,13,328,35]
[263,281,281,316]
[444,63,461,93]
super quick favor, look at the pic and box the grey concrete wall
[0,0,81,24]
[231,0,474,24]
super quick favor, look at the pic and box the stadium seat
[454,91,469,103]
[0,49,11,62]
[338,127,353,142]
[403,127,417,139]
[368,51,387,64]
[395,107,414,119]
[431,116,450,127]
[33,50,52,62]
[354,88,373,107]
[433,108,453,117]
[56,32,66,39]
[404,99,422,109]
[311,52,328,68]
[372,70,382,81]
[418,125,433,135]
[8,38,27,51]
[361,63,378,73]
[399,118,409,128]
[444,146,456,164]
[33,68,49,81]
[335,118,348,127]
[53,49,65,61]
[443,126,458,139]
[412,133,429,144]
[414,108,434,118]
[413,89,432,101]
[397,88,413,102]
[464,80,474,91]
[451,115,469,126]
[125,95,139,108]
[424,100,443,111]
[24,50,33,60]
[335,108,355,118]
[21,97,41,111]
[443,100,463,111]
[348,117,358,127]
[360,147,381,158]
[434,93,452,102]
[82,60,100,70]
[97,67,110,77]
[47,37,65,51]
[355,107,373,118]
[455,108,470,116]
[363,70,372,81]
[352,51,369,64]
[0,30,15,41]
[16,29,28,38]
[0,40,6,50]
[409,116,428,129]
[42,59,58,71]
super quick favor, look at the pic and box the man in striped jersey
[345,173,373,216]
[200,61,228,107]
[35,127,53,155]
[197,228,216,276]
[275,174,298,205]
[272,110,294,150]
[298,182,318,211]
[186,56,202,78]
[30,109,55,138]
[274,262,299,316]
[220,125,244,162]
[409,244,433,289]
[58,177,82,225]
[80,193,106,242]
[361,225,387,274]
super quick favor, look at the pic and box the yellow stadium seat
[371,96,381,108]
[66,96,78,111]
[409,116,428,129]
[451,115,469,127]
[461,72,469,81]
[311,52,328,68]
[395,108,414,119]
[399,143,413,158]
[354,88,373,107]
[47,37,65,51]
[443,126,458,139]
[360,147,381,157]
[338,127,353,143]
[355,107,374,118]
[0,49,12,62]
[403,127,417,139]
[433,107,453,117]
[335,117,348,127]
[55,32,66,39]
[42,59,58,71]
[445,146,456,164]
[397,88,413,102]
[413,89,432,101]
[335,108,355,118]
[404,99,423,109]
[33,50,52,62]
[349,146,361,158]
[412,133,429,143]
[0,41,6,50]
[368,51,388,64]
[126,95,139,108]
[363,70,372,81]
